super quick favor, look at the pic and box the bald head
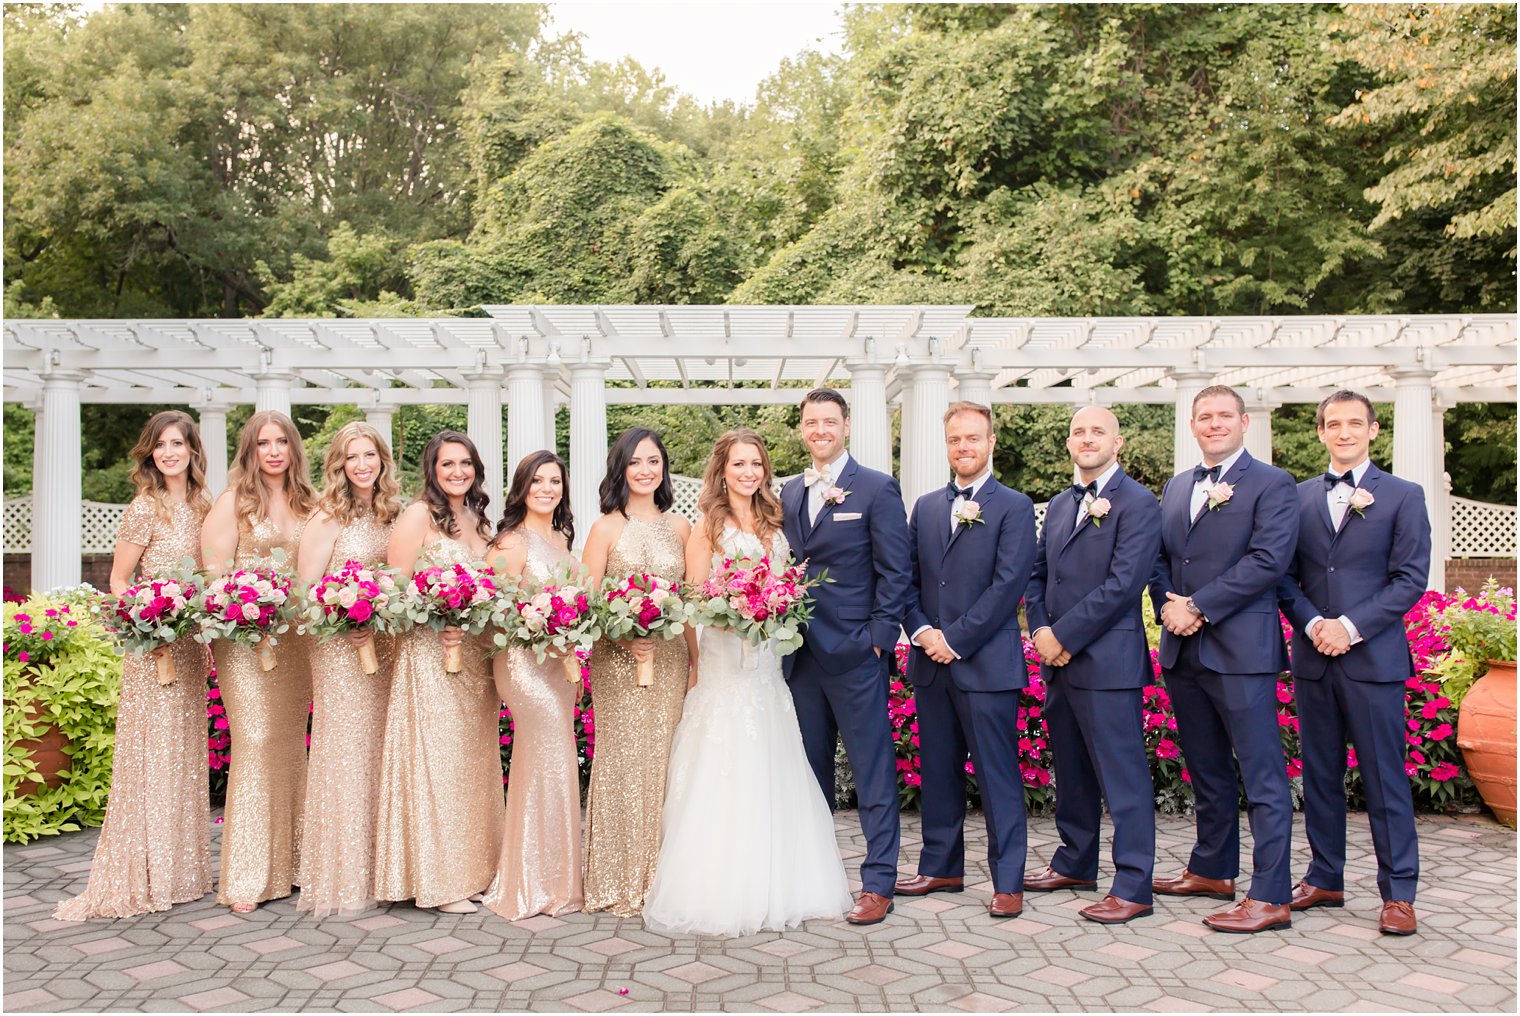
[1067,405,1124,482]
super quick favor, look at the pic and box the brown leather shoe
[894,874,964,896]
[845,891,894,925]
[988,892,1023,919]
[1023,865,1099,893]
[1152,868,1236,901]
[1202,897,1291,934]
[1379,900,1417,936]
[1289,881,1345,911]
[1079,895,1154,925]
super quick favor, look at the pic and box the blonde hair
[129,410,212,522]
[315,421,403,526]
[228,411,318,534]
[697,429,784,550]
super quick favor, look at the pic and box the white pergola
[5,307,1515,592]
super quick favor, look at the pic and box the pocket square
[832,512,863,521]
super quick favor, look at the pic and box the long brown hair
[697,428,784,549]
[228,410,318,534]
[417,430,492,542]
[496,450,574,546]
[129,410,211,522]
[315,421,403,526]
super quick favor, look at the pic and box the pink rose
[1086,497,1112,524]
[348,600,374,623]
[1207,482,1234,510]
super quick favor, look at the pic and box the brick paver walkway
[4,811,1514,1012]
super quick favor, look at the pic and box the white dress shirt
[807,450,851,525]
[1189,446,1246,520]
[1308,458,1371,646]
[1073,460,1122,532]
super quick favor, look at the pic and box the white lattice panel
[1450,497,1518,558]
[669,474,795,522]
[2,495,32,554]
[3,496,125,554]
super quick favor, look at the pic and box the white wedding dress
[642,525,852,936]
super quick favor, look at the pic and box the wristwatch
[1185,597,1202,616]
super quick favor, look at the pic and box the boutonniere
[1347,487,1375,518]
[1085,497,1112,527]
[822,486,850,507]
[952,500,984,527]
[1207,481,1234,511]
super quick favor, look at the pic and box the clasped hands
[1031,628,1071,667]
[1309,618,1352,657]
[1160,592,1204,637]
[914,628,957,665]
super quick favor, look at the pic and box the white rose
[338,588,359,608]
[241,602,261,621]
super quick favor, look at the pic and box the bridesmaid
[374,431,504,914]
[580,428,696,916]
[200,410,317,913]
[55,411,215,920]
[294,422,403,917]
[483,451,583,921]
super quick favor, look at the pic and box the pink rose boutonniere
[1207,481,1234,511]
[953,500,984,528]
[1086,497,1112,527]
[822,486,851,507]
[1347,487,1375,518]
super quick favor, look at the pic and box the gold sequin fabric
[295,513,395,917]
[373,537,504,908]
[54,497,213,920]
[213,516,313,907]
[583,514,691,917]
[484,528,583,921]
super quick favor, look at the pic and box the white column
[198,402,234,497]
[252,371,297,417]
[364,402,396,451]
[569,362,611,549]
[1391,366,1440,590]
[1243,391,1280,465]
[896,390,913,508]
[1170,370,1213,475]
[505,362,546,482]
[466,369,507,517]
[32,371,84,592]
[846,361,891,474]
[1430,396,1453,591]
[903,363,953,507]
[543,381,561,457]
[954,370,998,411]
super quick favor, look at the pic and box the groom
[782,387,911,926]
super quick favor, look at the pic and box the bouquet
[692,556,822,660]
[494,562,600,683]
[109,564,201,685]
[302,560,408,675]
[194,566,295,672]
[405,562,500,674]
[596,572,693,687]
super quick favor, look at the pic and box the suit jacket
[1149,449,1299,674]
[781,455,911,675]
[1278,463,1431,683]
[1026,468,1162,690]
[903,476,1038,693]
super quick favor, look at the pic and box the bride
[642,429,852,936]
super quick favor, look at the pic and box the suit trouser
[788,644,901,897]
[913,677,1027,894]
[1044,678,1155,905]
[1296,665,1419,902]
[1164,639,1293,905]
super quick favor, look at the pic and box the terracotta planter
[13,701,71,797]
[1457,660,1518,827]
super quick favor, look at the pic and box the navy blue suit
[1025,467,1161,905]
[781,454,911,897]
[1278,463,1430,903]
[1149,449,1298,904]
[903,477,1037,894]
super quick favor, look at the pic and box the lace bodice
[713,525,792,572]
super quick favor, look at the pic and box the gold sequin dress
[212,516,312,907]
[54,497,213,920]
[484,528,583,921]
[373,537,505,908]
[583,514,690,916]
[295,512,395,917]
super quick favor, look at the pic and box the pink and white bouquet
[194,566,295,672]
[494,562,600,683]
[404,562,500,673]
[595,573,694,687]
[302,560,407,675]
[692,556,822,657]
[109,565,201,685]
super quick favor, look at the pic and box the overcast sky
[547,2,847,106]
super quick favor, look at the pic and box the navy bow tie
[1192,464,1221,484]
[1324,469,1356,488]
[1070,481,1097,502]
[946,482,975,502]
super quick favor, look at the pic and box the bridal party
[53,383,1432,940]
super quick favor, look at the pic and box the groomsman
[1150,385,1299,933]
[782,388,910,926]
[1025,407,1162,924]
[1278,390,1430,936]
[898,402,1037,919]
